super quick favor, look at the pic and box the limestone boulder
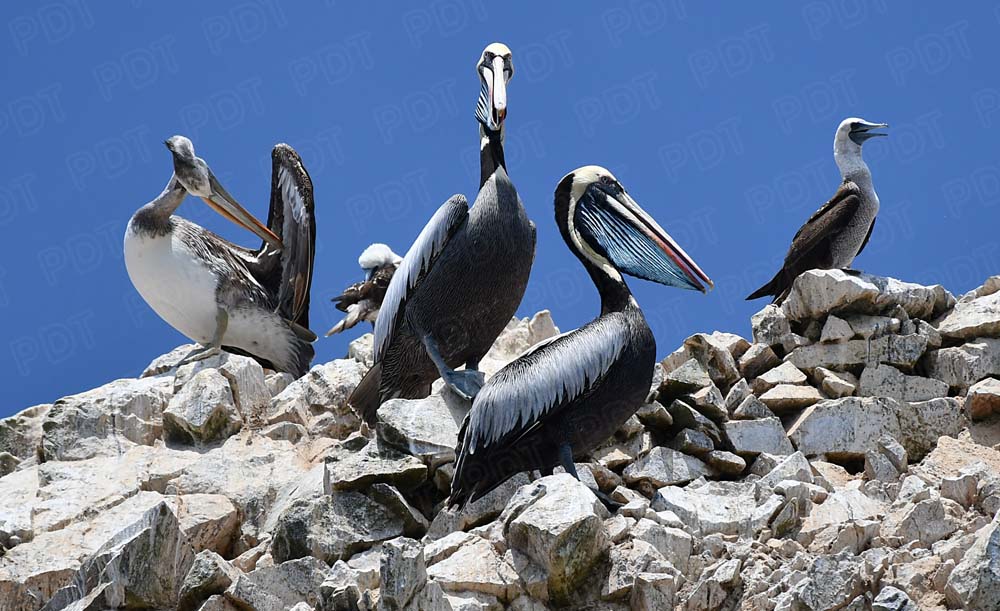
[781,269,953,322]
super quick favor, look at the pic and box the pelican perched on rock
[325,243,402,336]
[450,166,712,509]
[124,136,317,377]
[747,118,888,304]
[349,42,535,424]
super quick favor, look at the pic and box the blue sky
[2,3,998,416]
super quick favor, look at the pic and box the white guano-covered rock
[858,364,948,402]
[377,391,468,468]
[923,337,1000,390]
[935,289,1000,340]
[781,269,954,322]
[163,369,242,445]
[623,447,714,488]
[504,475,609,605]
[945,514,1000,609]
[723,417,794,456]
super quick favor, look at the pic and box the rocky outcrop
[1,279,998,610]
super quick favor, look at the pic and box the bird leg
[419,333,484,400]
[558,443,622,512]
[178,308,229,366]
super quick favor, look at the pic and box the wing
[373,195,469,362]
[246,144,316,328]
[332,280,367,312]
[459,318,628,457]
[856,217,876,258]
[783,182,862,271]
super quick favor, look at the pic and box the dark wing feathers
[374,195,469,362]
[460,319,627,456]
[785,182,861,269]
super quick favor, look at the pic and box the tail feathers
[289,331,315,378]
[350,362,382,425]
[746,269,791,304]
[325,304,365,337]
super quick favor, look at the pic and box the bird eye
[600,175,614,186]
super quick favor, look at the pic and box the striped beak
[204,172,283,250]
[580,182,713,292]
[476,56,509,130]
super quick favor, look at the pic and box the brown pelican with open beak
[124,136,317,376]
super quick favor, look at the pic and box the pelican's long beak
[609,189,714,293]
[489,55,507,125]
[201,174,282,250]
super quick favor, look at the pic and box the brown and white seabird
[325,243,402,336]
[747,117,888,304]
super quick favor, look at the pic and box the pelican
[325,243,402,336]
[124,136,317,377]
[450,166,712,509]
[349,42,536,423]
[747,118,888,304]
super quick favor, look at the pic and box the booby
[325,243,402,336]
[349,42,536,424]
[124,136,317,377]
[450,166,712,509]
[747,118,888,304]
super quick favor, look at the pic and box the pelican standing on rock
[325,243,402,336]
[124,136,317,377]
[747,118,888,304]
[450,166,712,509]
[349,42,536,423]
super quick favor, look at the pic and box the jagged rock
[265,372,295,398]
[630,570,679,610]
[798,484,887,545]
[271,487,414,564]
[723,417,793,456]
[669,428,713,456]
[683,557,742,610]
[0,403,49,462]
[0,452,19,477]
[864,436,907,484]
[261,421,307,443]
[426,535,520,602]
[738,345,780,383]
[881,498,958,547]
[843,313,901,339]
[635,402,673,431]
[751,361,808,395]
[164,369,242,445]
[41,377,172,461]
[269,358,365,439]
[323,436,427,492]
[630,518,692,573]
[504,474,608,605]
[751,305,792,348]
[377,392,467,468]
[759,383,823,414]
[791,553,865,611]
[781,269,954,322]
[623,447,714,488]
[945,514,1000,609]
[705,450,746,475]
[758,452,814,491]
[348,333,374,367]
[935,289,1000,339]
[380,537,426,610]
[680,333,741,389]
[660,358,712,396]
[966,377,1000,419]
[731,395,776,420]
[170,493,239,556]
[178,550,241,611]
[0,466,38,547]
[788,397,902,459]
[786,334,927,372]
[225,556,329,610]
[814,367,858,398]
[941,467,979,508]
[2,493,196,611]
[873,585,918,611]
[601,538,674,600]
[858,364,948,402]
[723,378,751,413]
[653,480,770,537]
[687,383,728,421]
[897,398,962,460]
[164,434,311,540]
[923,337,1000,390]
[820,314,854,343]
